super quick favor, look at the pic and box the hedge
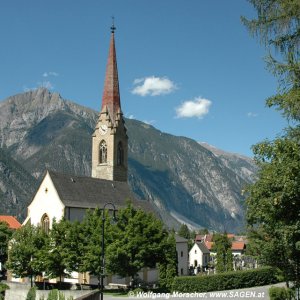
[172,267,278,292]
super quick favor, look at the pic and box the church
[23,24,154,231]
[17,24,189,285]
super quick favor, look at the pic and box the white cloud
[247,112,258,117]
[132,76,177,96]
[43,71,59,77]
[175,97,212,119]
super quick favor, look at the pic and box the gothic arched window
[117,141,124,166]
[99,140,107,164]
[41,214,50,234]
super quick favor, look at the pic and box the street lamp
[100,202,117,300]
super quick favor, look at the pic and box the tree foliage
[0,221,13,271]
[106,203,173,281]
[7,224,48,285]
[178,224,190,240]
[212,233,233,273]
[158,233,178,290]
[246,135,300,284]
[7,205,177,286]
[79,208,114,282]
[42,219,71,281]
[242,0,300,287]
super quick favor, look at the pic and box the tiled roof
[0,216,21,229]
[205,241,246,252]
[48,170,156,213]
[232,242,246,251]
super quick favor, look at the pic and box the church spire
[92,22,128,182]
[101,21,121,122]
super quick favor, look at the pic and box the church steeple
[101,22,121,122]
[92,23,128,182]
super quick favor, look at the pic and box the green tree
[197,228,209,235]
[158,233,178,291]
[0,221,13,273]
[178,224,190,240]
[79,209,114,285]
[178,224,194,250]
[63,220,84,274]
[42,218,72,283]
[106,203,169,283]
[7,224,48,286]
[212,233,233,273]
[245,136,300,285]
[242,0,300,288]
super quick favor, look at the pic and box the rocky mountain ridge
[0,88,257,232]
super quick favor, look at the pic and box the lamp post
[100,202,117,300]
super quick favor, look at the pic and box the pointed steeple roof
[101,25,121,122]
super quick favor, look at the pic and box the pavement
[103,283,286,300]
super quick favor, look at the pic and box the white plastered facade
[24,171,65,228]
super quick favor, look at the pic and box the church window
[99,140,107,163]
[117,141,124,166]
[41,214,50,234]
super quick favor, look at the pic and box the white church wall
[27,172,65,228]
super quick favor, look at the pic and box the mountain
[0,88,257,232]
[0,147,37,217]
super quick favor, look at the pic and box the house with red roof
[0,216,21,230]
[195,233,246,256]
[204,240,246,256]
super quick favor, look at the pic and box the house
[231,242,246,256]
[0,216,21,229]
[189,242,210,274]
[196,233,246,256]
[175,235,189,276]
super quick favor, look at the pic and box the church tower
[92,24,128,182]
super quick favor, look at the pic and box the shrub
[0,283,9,300]
[130,288,144,295]
[172,267,277,292]
[47,289,73,300]
[269,286,294,300]
[26,287,37,300]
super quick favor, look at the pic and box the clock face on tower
[99,124,108,135]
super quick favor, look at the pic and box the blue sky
[0,0,288,157]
